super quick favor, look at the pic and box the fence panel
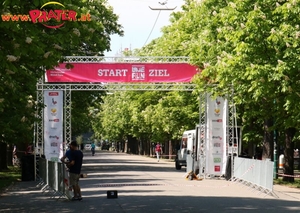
[57,163,64,193]
[48,161,58,192]
[233,157,274,193]
[39,158,47,184]
[37,158,71,199]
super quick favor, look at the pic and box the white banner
[206,94,228,175]
[44,91,63,162]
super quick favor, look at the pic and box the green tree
[93,90,198,155]
[138,1,195,57]
[138,0,300,181]
[71,91,105,137]
[0,0,123,170]
[189,0,300,181]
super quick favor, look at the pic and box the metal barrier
[232,157,274,196]
[57,163,64,194]
[38,158,47,184]
[48,161,58,192]
[36,158,70,200]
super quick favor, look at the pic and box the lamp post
[149,1,177,10]
[273,97,278,179]
[273,129,278,179]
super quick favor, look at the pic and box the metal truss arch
[36,56,196,158]
[63,56,190,63]
[197,89,238,179]
[37,83,196,91]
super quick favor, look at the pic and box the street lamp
[273,98,278,179]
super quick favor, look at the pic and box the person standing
[12,145,18,166]
[155,142,162,162]
[67,141,83,201]
[60,142,73,191]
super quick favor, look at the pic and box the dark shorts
[69,173,80,187]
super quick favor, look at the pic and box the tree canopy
[0,0,123,169]
[136,0,300,180]
[92,90,199,150]
[3,0,300,181]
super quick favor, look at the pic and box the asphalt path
[1,150,300,213]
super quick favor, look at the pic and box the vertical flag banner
[206,94,228,175]
[44,91,63,161]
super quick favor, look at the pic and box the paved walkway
[1,151,300,213]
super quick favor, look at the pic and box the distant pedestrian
[91,142,95,156]
[67,141,83,201]
[12,145,19,166]
[25,144,33,155]
[155,142,162,162]
[116,142,120,153]
[176,142,180,151]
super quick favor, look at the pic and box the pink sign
[46,63,199,83]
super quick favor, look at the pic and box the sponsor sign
[206,95,228,175]
[44,90,63,161]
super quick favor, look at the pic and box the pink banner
[46,63,198,83]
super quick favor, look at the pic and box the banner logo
[49,118,59,122]
[212,136,222,140]
[212,119,222,123]
[214,157,221,163]
[213,143,221,147]
[132,65,145,80]
[50,108,57,116]
[214,98,221,116]
[214,165,221,172]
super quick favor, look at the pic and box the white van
[84,143,92,150]
[175,129,195,170]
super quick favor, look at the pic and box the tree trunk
[262,119,273,160]
[164,141,169,159]
[127,135,138,154]
[168,140,172,160]
[0,142,8,171]
[138,139,142,155]
[7,144,13,166]
[150,142,155,157]
[283,127,296,182]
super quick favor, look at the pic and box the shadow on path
[1,151,300,213]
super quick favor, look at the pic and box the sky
[105,0,185,56]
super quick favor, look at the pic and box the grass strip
[0,166,21,193]
[274,178,300,188]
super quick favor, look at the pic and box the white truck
[175,129,195,170]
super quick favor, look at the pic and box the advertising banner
[45,63,198,83]
[206,95,228,175]
[44,91,63,162]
